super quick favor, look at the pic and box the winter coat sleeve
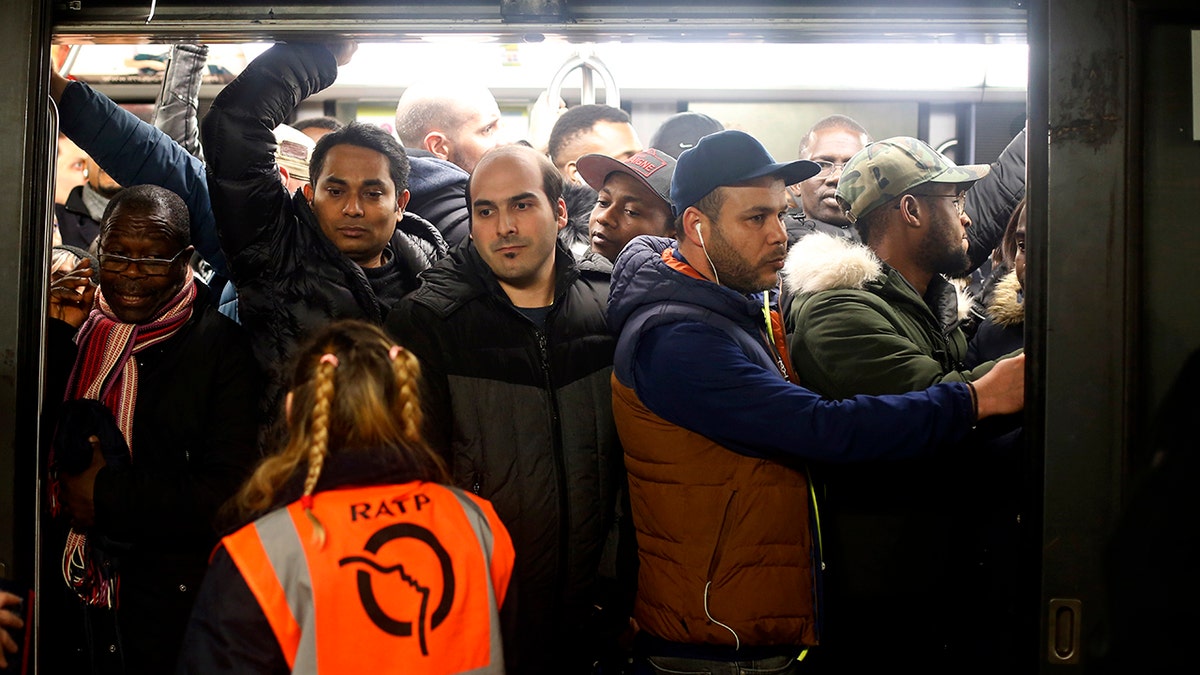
[200,42,338,280]
[175,546,288,675]
[632,320,975,464]
[965,128,1026,272]
[58,80,228,278]
[153,43,208,162]
[789,290,998,400]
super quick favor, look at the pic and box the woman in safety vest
[178,319,514,674]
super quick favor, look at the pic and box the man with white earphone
[608,130,1027,674]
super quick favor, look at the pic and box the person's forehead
[320,144,391,178]
[806,128,867,157]
[580,121,640,153]
[474,152,545,196]
[103,209,177,243]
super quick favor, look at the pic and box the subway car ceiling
[51,1,1029,45]
[52,3,1029,165]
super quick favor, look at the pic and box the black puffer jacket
[201,42,445,415]
[386,241,621,675]
[964,128,1026,273]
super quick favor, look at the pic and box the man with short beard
[54,156,123,250]
[386,145,624,675]
[781,136,1025,672]
[610,130,1026,674]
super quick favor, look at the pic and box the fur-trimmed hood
[986,269,1025,327]
[782,232,975,323]
[782,231,882,295]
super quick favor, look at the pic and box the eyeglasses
[98,249,188,276]
[808,160,850,179]
[910,192,968,216]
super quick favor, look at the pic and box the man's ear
[396,189,411,215]
[423,132,451,161]
[555,197,568,231]
[565,160,583,185]
[681,207,705,242]
[900,194,922,227]
[278,165,291,187]
[302,182,315,204]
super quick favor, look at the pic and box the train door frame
[1,0,1188,672]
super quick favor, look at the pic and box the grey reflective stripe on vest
[446,486,506,675]
[252,508,320,673]
[254,490,506,674]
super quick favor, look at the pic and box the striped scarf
[52,266,196,608]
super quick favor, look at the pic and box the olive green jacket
[782,233,1002,399]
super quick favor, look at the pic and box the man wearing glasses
[43,184,262,674]
[780,137,1025,672]
[787,114,871,244]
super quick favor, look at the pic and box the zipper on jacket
[536,326,571,622]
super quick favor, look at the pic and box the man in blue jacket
[608,130,1026,674]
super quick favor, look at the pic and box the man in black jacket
[201,41,446,420]
[387,145,625,675]
[43,185,262,674]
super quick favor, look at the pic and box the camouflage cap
[835,136,990,222]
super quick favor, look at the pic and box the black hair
[292,116,344,133]
[547,104,633,167]
[309,122,410,195]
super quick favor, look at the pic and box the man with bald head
[387,144,623,674]
[395,81,502,174]
[394,81,503,244]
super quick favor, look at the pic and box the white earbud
[695,223,706,248]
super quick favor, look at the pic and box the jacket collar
[782,231,969,332]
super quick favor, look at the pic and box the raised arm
[52,69,229,278]
[199,42,340,277]
[152,43,208,161]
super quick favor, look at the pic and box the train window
[58,38,1027,166]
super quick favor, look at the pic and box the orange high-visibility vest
[222,481,514,674]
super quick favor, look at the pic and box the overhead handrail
[547,49,620,108]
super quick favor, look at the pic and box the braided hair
[234,320,448,546]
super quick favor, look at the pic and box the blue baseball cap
[670,130,820,217]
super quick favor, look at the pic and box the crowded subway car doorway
[19,2,1049,674]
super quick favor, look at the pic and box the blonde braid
[390,346,425,447]
[301,353,338,548]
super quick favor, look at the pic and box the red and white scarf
[52,266,196,608]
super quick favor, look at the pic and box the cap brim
[925,163,991,186]
[743,159,821,186]
[576,154,669,209]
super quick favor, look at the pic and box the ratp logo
[338,523,455,656]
